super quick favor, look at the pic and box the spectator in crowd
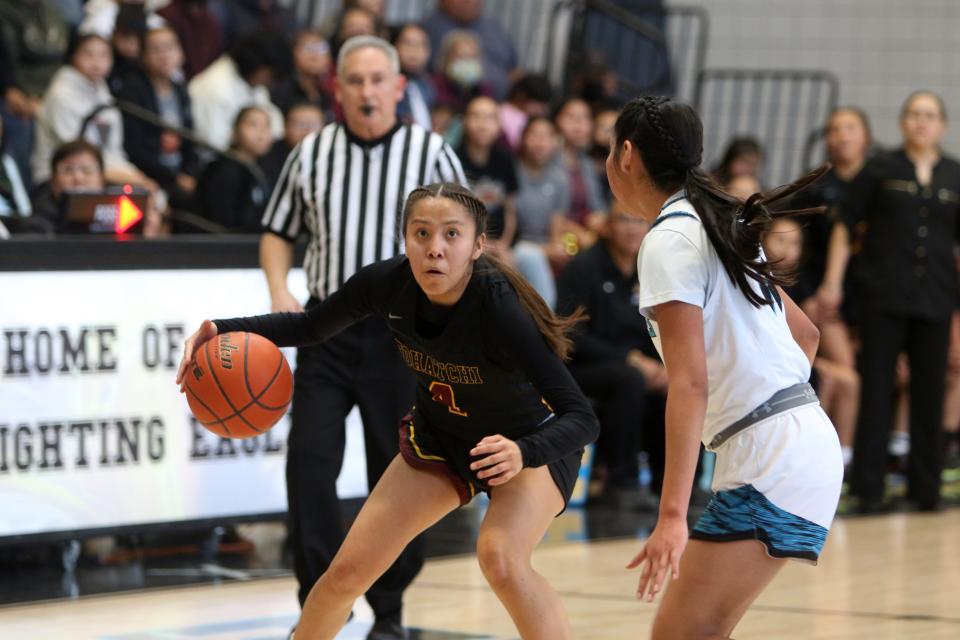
[32,33,155,190]
[221,0,298,48]
[514,116,570,308]
[259,102,324,188]
[106,1,148,94]
[590,100,621,202]
[188,30,289,151]
[498,73,552,150]
[116,25,200,210]
[724,173,760,201]
[196,106,273,232]
[0,116,32,218]
[557,203,668,508]
[432,30,494,117]
[423,0,518,100]
[30,139,106,229]
[555,97,607,233]
[271,30,334,117]
[0,2,70,186]
[393,23,436,131]
[328,5,378,59]
[788,106,873,469]
[713,136,763,186]
[156,0,223,80]
[456,96,518,259]
[77,0,157,38]
[839,91,960,513]
[761,215,860,475]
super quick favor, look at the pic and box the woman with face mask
[432,30,494,116]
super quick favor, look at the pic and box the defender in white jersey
[607,96,842,639]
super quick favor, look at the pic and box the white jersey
[636,192,811,447]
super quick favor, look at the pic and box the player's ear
[473,232,485,260]
[619,140,634,175]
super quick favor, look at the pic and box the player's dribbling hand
[626,516,687,602]
[176,319,219,392]
[469,435,522,486]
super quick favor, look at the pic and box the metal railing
[694,69,839,186]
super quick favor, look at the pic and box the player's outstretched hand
[626,516,687,602]
[176,319,219,392]
[469,435,522,486]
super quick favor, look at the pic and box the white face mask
[447,58,483,87]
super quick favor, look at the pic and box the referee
[260,36,466,639]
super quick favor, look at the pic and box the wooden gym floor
[1,508,958,639]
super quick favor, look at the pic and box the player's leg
[476,466,571,640]
[295,455,462,639]
[650,539,785,639]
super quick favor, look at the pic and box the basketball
[183,332,293,439]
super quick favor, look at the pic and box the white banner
[0,269,368,539]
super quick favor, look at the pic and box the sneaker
[367,613,407,640]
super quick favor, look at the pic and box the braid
[640,96,687,168]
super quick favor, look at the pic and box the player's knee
[476,534,525,590]
[652,605,731,640]
[316,557,370,599]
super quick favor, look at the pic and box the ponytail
[615,95,828,308]
[683,164,829,307]
[402,182,585,359]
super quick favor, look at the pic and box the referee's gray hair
[336,35,400,77]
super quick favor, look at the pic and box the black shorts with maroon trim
[397,415,581,512]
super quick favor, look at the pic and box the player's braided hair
[402,182,585,360]
[613,95,827,307]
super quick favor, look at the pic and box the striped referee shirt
[262,122,468,299]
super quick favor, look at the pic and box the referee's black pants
[851,308,950,508]
[287,314,419,617]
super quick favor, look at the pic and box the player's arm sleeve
[261,140,306,241]
[488,290,600,467]
[637,230,709,318]
[213,260,394,346]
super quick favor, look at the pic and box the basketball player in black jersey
[176,183,599,640]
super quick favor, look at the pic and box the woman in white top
[606,95,843,639]
[32,34,154,190]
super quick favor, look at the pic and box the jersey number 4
[429,381,468,417]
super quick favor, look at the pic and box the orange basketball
[184,332,293,439]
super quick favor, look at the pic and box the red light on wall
[115,196,143,233]
[122,184,133,195]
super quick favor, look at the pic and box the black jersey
[214,256,599,468]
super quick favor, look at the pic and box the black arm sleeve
[487,289,599,467]
[214,259,394,346]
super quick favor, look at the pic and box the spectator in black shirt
[117,25,200,211]
[456,96,518,259]
[788,107,872,469]
[197,106,273,232]
[177,182,598,640]
[839,91,960,512]
[393,23,436,131]
[557,202,668,506]
[270,30,334,118]
[259,102,324,189]
[29,139,105,233]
